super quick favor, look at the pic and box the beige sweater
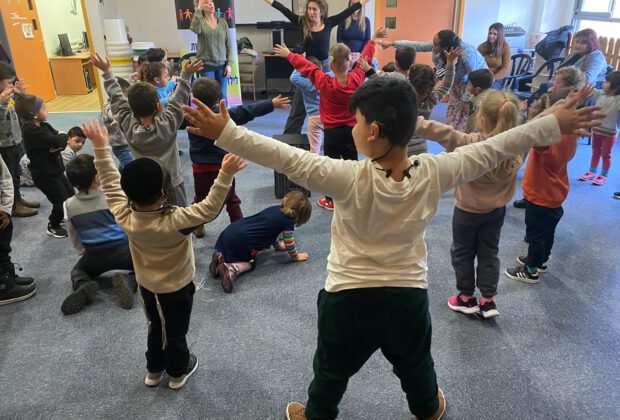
[215,115,561,292]
[415,117,524,213]
[93,147,233,293]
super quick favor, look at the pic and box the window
[574,0,620,38]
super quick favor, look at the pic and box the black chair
[501,54,533,90]
[510,57,565,101]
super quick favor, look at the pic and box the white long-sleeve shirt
[215,115,561,292]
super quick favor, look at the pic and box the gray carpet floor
[1,104,619,420]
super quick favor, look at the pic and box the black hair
[0,61,16,81]
[66,154,97,192]
[67,126,85,139]
[127,83,159,118]
[381,62,396,73]
[409,64,436,99]
[395,46,416,72]
[13,93,39,122]
[116,77,131,93]
[121,158,168,206]
[436,29,461,50]
[191,77,221,107]
[349,78,418,148]
[144,48,166,63]
[469,69,495,90]
[606,71,620,95]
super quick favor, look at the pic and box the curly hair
[408,64,435,99]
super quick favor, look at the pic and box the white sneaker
[168,354,198,390]
[144,370,164,387]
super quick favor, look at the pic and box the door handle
[32,19,38,31]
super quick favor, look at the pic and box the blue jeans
[200,65,228,102]
[112,145,133,172]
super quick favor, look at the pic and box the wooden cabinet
[49,52,96,95]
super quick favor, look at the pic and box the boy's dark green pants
[305,287,439,420]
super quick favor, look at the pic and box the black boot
[0,266,36,305]
[61,280,99,315]
[513,197,529,209]
[4,263,35,286]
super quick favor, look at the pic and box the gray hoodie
[102,70,192,187]
[0,99,22,148]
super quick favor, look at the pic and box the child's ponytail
[139,61,165,84]
[478,91,525,180]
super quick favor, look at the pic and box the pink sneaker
[592,175,608,186]
[317,198,334,211]
[578,171,597,181]
[447,294,480,315]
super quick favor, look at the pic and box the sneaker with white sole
[479,299,499,319]
[46,223,68,239]
[317,198,334,211]
[144,370,165,387]
[578,171,597,181]
[505,265,539,284]
[168,353,198,390]
[447,294,480,315]
[285,402,307,420]
[516,256,547,273]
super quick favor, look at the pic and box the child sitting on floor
[82,119,246,390]
[61,154,135,315]
[15,94,74,238]
[90,53,203,206]
[183,77,602,420]
[209,190,311,293]
[188,77,290,237]
[415,90,525,319]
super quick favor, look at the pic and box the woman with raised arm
[478,23,511,89]
[264,0,369,135]
[379,29,487,132]
[191,0,232,102]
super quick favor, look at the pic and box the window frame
[573,0,620,23]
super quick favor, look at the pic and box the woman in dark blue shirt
[337,0,371,54]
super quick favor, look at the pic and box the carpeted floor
[1,105,619,419]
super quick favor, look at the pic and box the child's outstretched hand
[377,40,394,49]
[553,85,605,136]
[445,47,462,66]
[89,53,111,73]
[272,95,291,109]
[184,59,204,75]
[273,44,291,58]
[14,80,28,94]
[358,56,371,73]
[81,119,109,148]
[295,252,309,262]
[0,85,13,104]
[183,98,230,140]
[221,153,247,175]
[373,26,388,40]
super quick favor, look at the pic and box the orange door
[375,0,457,67]
[0,0,56,101]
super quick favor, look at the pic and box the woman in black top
[263,0,369,135]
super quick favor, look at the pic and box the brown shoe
[12,201,38,217]
[427,388,446,420]
[193,225,205,238]
[285,402,307,420]
[19,196,40,208]
[209,251,225,279]
[217,262,239,293]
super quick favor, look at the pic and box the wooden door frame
[81,0,104,110]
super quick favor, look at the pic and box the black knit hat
[120,158,163,205]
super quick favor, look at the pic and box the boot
[4,263,35,286]
[61,280,99,315]
[112,273,133,310]
[12,201,38,217]
[209,251,225,279]
[0,266,36,305]
[19,196,40,208]
[217,262,240,293]
[193,225,205,238]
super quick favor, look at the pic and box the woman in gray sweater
[191,0,232,101]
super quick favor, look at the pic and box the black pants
[71,243,135,290]
[323,126,357,201]
[0,144,24,201]
[139,282,195,377]
[283,88,306,135]
[525,202,563,268]
[32,174,74,225]
[0,220,13,266]
[306,288,439,420]
[451,206,506,298]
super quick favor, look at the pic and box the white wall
[35,0,87,56]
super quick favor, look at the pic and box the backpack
[237,37,253,52]
[535,25,573,60]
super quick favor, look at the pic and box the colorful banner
[174,0,242,106]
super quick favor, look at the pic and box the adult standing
[263,0,370,135]
[559,28,608,88]
[478,23,511,89]
[191,0,232,101]
[337,0,371,55]
[380,30,488,132]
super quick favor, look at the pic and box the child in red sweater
[273,26,387,210]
